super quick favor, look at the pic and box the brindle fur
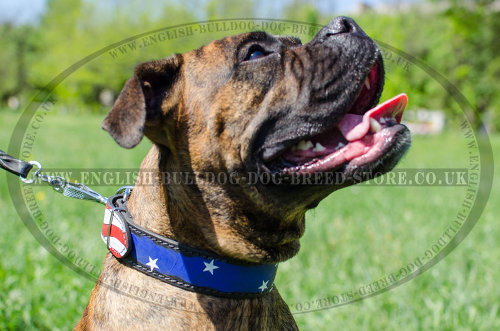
[76,17,410,330]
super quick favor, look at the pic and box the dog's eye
[244,45,269,61]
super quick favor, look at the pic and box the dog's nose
[328,17,360,34]
[316,16,367,40]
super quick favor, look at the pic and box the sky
[0,0,46,25]
[0,0,414,25]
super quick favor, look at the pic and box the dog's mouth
[263,62,409,176]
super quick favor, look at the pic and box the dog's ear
[102,54,183,148]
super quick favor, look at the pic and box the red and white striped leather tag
[101,204,131,258]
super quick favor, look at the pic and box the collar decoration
[101,194,278,298]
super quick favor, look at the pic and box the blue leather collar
[101,194,278,298]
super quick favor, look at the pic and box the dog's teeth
[312,142,326,152]
[335,142,345,150]
[296,140,314,151]
[364,77,371,90]
[370,118,381,133]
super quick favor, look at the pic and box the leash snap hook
[114,185,134,203]
[48,176,67,193]
[61,182,108,205]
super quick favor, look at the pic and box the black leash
[0,149,107,204]
[0,150,33,178]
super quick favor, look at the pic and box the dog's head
[103,17,411,261]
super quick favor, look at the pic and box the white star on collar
[146,257,159,272]
[203,259,219,275]
[258,280,269,292]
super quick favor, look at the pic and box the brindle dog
[76,17,411,330]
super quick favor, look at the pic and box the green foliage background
[1,0,498,128]
[0,0,499,329]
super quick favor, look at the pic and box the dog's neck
[97,145,297,329]
[127,145,210,251]
[127,144,292,264]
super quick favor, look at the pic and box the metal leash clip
[20,160,108,205]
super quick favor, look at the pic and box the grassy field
[0,109,498,330]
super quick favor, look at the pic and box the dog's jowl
[76,17,410,330]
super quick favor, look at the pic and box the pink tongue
[338,93,408,141]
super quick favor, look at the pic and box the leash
[1,150,108,204]
[1,150,277,298]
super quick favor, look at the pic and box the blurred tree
[29,0,92,104]
[354,0,500,130]
[206,0,256,19]
[440,0,500,130]
[284,0,320,25]
[0,24,34,106]
[29,0,197,111]
[1,0,498,131]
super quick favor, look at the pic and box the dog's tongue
[280,93,408,166]
[338,93,407,141]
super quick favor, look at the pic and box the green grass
[0,110,498,330]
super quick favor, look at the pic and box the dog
[76,16,411,330]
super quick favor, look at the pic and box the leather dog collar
[101,194,278,299]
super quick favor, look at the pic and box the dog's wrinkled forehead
[228,31,302,55]
[179,32,301,110]
[187,32,301,67]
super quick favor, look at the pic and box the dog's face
[103,17,410,261]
